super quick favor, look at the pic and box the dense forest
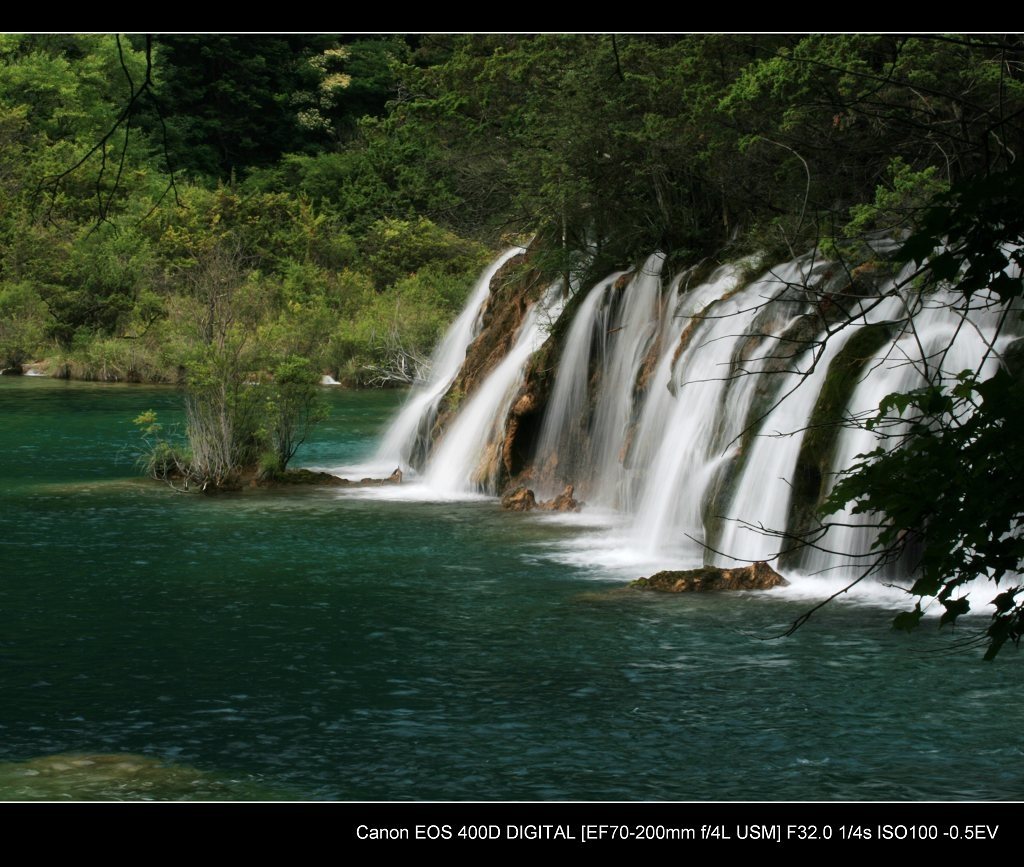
[2,34,1021,386]
[2,34,1022,651]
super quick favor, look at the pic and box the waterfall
[799,287,1017,577]
[532,254,665,502]
[375,246,526,471]
[373,243,1017,577]
[587,253,665,506]
[626,259,819,563]
[424,281,566,495]
[532,269,628,498]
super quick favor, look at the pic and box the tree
[147,35,330,178]
[135,232,329,491]
[261,355,328,477]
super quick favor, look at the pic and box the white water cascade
[373,245,1019,577]
[424,281,567,494]
[533,254,665,503]
[626,258,822,564]
[374,246,526,472]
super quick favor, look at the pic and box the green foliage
[897,168,1024,302]
[4,33,1022,385]
[0,34,149,144]
[262,355,329,474]
[822,157,950,260]
[0,282,47,369]
[825,370,1024,657]
[45,224,155,346]
[181,335,265,488]
[148,35,331,178]
[845,158,949,237]
[176,346,330,489]
[132,410,188,481]
[133,409,160,436]
[147,35,413,180]
[361,217,487,289]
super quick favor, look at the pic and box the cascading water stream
[622,262,749,518]
[374,246,526,472]
[532,270,628,499]
[623,259,817,562]
[586,253,665,506]
[424,281,566,495]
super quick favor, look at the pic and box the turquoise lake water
[0,377,1020,800]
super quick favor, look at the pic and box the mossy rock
[781,321,896,567]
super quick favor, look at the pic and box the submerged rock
[0,753,217,801]
[354,468,404,485]
[630,560,789,592]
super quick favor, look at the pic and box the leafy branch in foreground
[820,166,1024,658]
[824,370,1024,657]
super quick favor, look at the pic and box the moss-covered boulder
[254,467,402,488]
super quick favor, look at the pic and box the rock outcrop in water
[501,485,537,511]
[501,483,582,512]
[630,560,789,592]
[545,484,581,512]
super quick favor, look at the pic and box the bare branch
[37,34,182,230]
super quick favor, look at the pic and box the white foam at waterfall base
[330,482,494,503]
[774,571,1001,618]
[535,522,1002,615]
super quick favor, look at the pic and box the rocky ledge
[501,484,582,512]
[630,560,789,592]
